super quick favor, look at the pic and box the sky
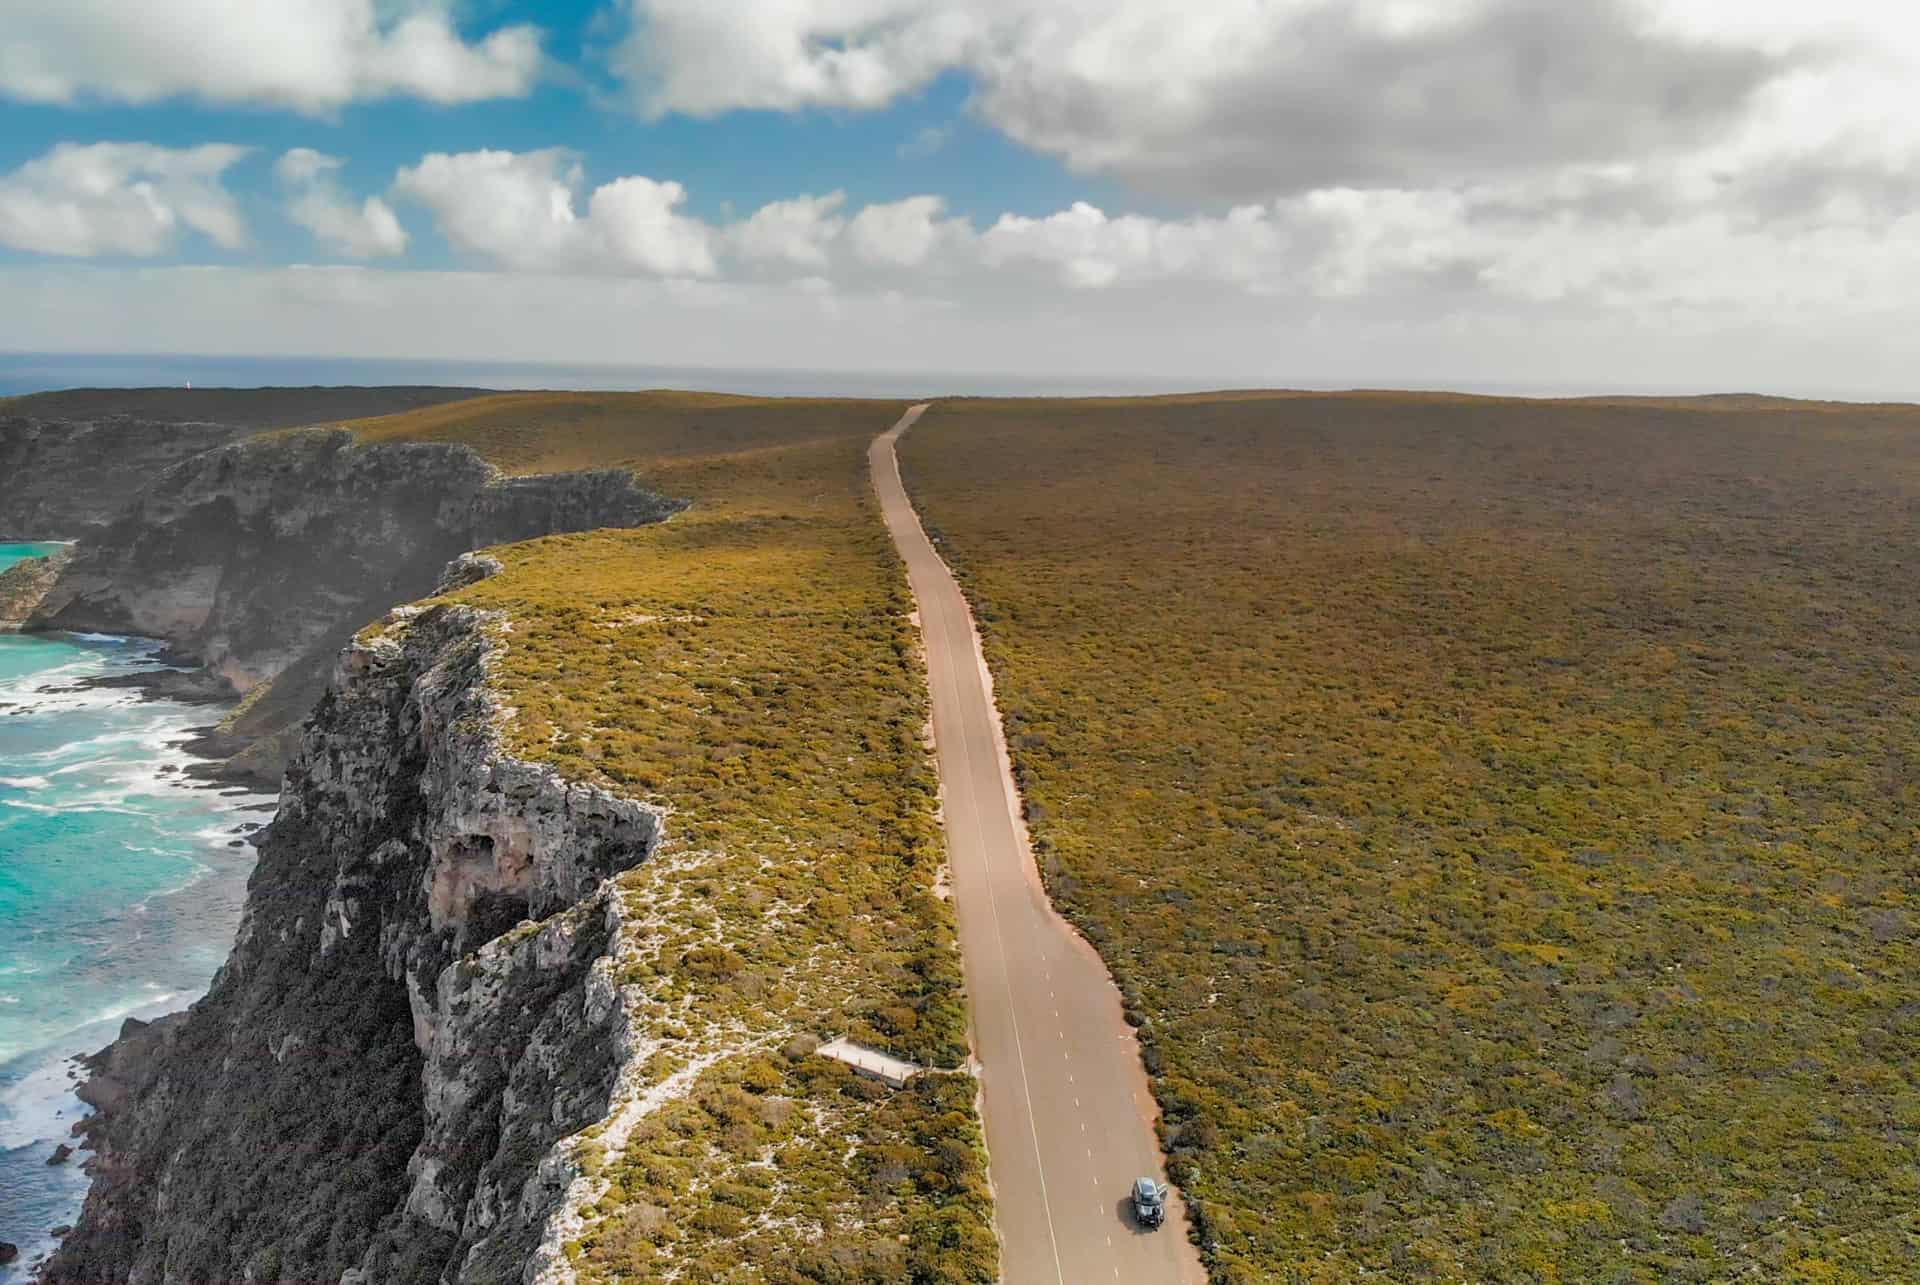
[1,0,1918,395]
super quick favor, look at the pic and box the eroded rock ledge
[27,429,686,781]
[46,605,660,1285]
[0,545,69,629]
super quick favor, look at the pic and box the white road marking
[887,413,1067,1285]
[879,411,1206,1285]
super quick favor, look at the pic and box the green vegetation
[353,394,992,1283]
[898,393,1920,1282]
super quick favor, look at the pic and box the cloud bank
[277,150,408,259]
[0,0,540,112]
[4,1,1919,392]
[0,142,250,258]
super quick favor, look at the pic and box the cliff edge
[30,429,686,781]
[46,604,661,1285]
[0,388,489,539]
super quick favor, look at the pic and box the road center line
[877,409,1067,1285]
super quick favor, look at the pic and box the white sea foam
[82,989,184,1031]
[0,679,142,716]
[1,799,57,814]
[0,988,187,1151]
[0,1050,88,1150]
[48,758,114,778]
[0,775,50,790]
[17,731,154,766]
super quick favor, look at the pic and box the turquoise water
[0,543,275,1274]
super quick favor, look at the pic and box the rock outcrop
[0,545,68,628]
[0,418,250,538]
[30,429,686,781]
[46,605,660,1285]
[0,388,490,538]
[3,385,489,432]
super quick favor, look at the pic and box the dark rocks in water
[46,1143,73,1165]
[50,1226,71,1238]
[72,1015,185,1121]
[75,668,232,705]
[0,1241,18,1265]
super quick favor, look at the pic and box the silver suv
[1132,1177,1165,1228]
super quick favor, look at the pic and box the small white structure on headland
[816,1036,923,1089]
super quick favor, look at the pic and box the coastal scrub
[352,394,993,1282]
[898,392,1920,1281]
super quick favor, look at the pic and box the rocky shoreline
[0,396,701,1282]
[44,604,662,1284]
[0,547,68,631]
[20,427,685,784]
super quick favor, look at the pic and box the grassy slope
[898,394,1920,1283]
[345,393,994,1283]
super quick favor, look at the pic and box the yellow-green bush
[354,393,989,1282]
[900,392,1920,1281]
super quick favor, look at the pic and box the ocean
[0,350,1257,400]
[0,543,276,1276]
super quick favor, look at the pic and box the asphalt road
[872,406,1207,1285]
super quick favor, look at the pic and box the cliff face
[0,545,68,628]
[0,387,490,537]
[46,604,660,1285]
[0,417,251,538]
[2,385,488,431]
[30,429,686,778]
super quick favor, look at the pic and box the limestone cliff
[0,545,68,628]
[30,429,686,780]
[0,417,251,538]
[0,389,493,539]
[46,605,660,1285]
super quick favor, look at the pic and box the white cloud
[8,259,1920,401]
[0,142,249,258]
[276,149,407,259]
[898,123,954,160]
[0,0,540,113]
[728,192,847,268]
[846,195,963,268]
[611,0,1920,206]
[10,133,1920,398]
[586,176,719,277]
[982,201,1285,289]
[614,0,977,118]
[392,149,583,270]
[392,150,716,277]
